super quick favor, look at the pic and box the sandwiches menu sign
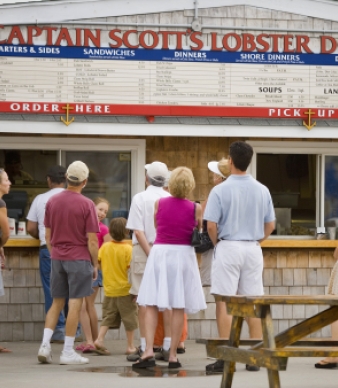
[1,26,338,119]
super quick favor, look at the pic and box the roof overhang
[1,0,338,24]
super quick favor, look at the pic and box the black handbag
[194,231,214,253]
[191,227,201,247]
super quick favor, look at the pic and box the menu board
[0,45,338,115]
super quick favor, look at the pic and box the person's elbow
[265,220,275,236]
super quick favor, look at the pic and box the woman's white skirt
[137,244,207,314]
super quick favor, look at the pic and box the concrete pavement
[0,340,337,388]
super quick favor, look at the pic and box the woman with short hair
[133,166,206,369]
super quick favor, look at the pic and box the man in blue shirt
[204,141,275,373]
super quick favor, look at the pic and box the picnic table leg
[261,305,281,388]
[220,315,243,388]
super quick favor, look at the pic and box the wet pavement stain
[69,365,208,377]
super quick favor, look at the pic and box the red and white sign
[0,101,337,119]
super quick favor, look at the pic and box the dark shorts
[51,259,93,299]
[101,294,138,332]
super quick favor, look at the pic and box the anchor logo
[303,109,316,131]
[60,104,75,126]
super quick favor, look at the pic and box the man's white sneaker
[38,343,52,364]
[60,350,89,365]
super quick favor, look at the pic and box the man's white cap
[66,161,89,182]
[145,161,168,182]
[208,161,227,179]
[164,171,171,187]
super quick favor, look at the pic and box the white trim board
[1,120,338,139]
[1,0,338,24]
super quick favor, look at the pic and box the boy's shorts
[101,294,138,331]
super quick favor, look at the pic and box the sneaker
[38,343,52,364]
[126,346,143,362]
[206,359,224,374]
[246,364,260,372]
[59,350,89,365]
[155,348,170,361]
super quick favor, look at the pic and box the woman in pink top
[134,167,207,369]
[76,197,110,353]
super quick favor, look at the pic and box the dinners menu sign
[1,27,338,118]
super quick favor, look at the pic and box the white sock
[63,336,75,355]
[42,328,53,346]
[163,337,171,351]
[140,337,146,352]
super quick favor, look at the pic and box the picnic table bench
[204,295,338,388]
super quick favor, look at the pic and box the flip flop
[0,347,11,353]
[75,343,87,352]
[83,344,96,353]
[168,359,182,369]
[132,356,156,369]
[315,362,338,369]
[93,345,111,355]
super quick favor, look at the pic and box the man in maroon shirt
[37,161,99,365]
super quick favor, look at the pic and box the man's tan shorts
[129,244,148,296]
[101,294,138,332]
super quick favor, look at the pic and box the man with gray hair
[126,161,170,361]
[37,161,99,365]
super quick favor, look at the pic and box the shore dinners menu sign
[1,27,338,118]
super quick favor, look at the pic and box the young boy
[94,217,138,355]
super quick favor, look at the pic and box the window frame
[0,137,146,198]
[247,141,338,232]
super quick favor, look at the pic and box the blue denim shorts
[92,269,103,288]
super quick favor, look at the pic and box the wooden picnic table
[206,295,338,388]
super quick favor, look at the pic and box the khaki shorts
[101,294,138,332]
[129,244,148,296]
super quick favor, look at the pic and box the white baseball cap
[208,161,227,179]
[66,161,89,182]
[145,161,169,181]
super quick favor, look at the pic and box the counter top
[4,237,338,249]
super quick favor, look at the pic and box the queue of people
[1,141,335,371]
[0,142,276,368]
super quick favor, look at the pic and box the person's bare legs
[79,300,91,346]
[216,301,232,338]
[45,298,66,330]
[84,288,99,344]
[141,306,158,360]
[65,298,83,336]
[247,317,262,339]
[126,330,137,354]
[317,320,338,364]
[168,308,184,362]
[138,305,146,337]
[94,325,109,350]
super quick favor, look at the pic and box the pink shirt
[44,190,99,261]
[154,197,196,245]
[97,222,109,248]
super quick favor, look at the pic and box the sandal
[75,343,87,352]
[315,361,338,369]
[93,345,111,355]
[176,347,186,354]
[168,359,182,369]
[132,356,156,369]
[83,344,96,353]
